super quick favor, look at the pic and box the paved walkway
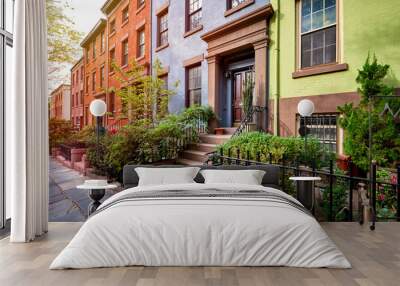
[49,158,118,222]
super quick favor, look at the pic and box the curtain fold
[8,0,49,242]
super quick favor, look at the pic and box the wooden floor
[0,223,399,286]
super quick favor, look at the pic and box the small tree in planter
[110,58,178,125]
[338,54,400,172]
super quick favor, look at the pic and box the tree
[111,58,179,124]
[338,54,400,171]
[46,0,83,90]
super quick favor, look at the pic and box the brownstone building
[50,84,71,121]
[81,19,108,127]
[70,57,85,129]
[101,0,151,128]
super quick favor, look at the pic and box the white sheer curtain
[7,0,49,242]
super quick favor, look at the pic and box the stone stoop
[177,132,233,166]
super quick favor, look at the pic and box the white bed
[50,183,351,269]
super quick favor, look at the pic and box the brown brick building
[101,0,151,128]
[70,57,85,129]
[50,84,71,121]
[81,19,108,127]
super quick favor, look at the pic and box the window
[80,66,84,80]
[92,40,96,59]
[158,12,168,47]
[101,31,105,53]
[137,29,145,58]
[109,48,116,72]
[110,19,116,34]
[122,6,129,23]
[228,0,246,9]
[138,0,145,8]
[86,76,90,93]
[80,91,84,105]
[121,39,129,66]
[186,65,202,106]
[298,113,338,152]
[92,71,96,92]
[86,48,90,63]
[108,92,115,114]
[186,0,202,31]
[299,0,337,69]
[75,71,79,85]
[2,0,15,228]
[100,66,105,88]
[72,74,75,87]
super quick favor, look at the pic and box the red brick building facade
[70,57,85,129]
[71,0,152,130]
[50,84,71,121]
[101,0,151,128]
[81,19,108,127]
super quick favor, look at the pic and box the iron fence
[208,149,400,226]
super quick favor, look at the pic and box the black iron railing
[59,144,72,161]
[207,148,400,226]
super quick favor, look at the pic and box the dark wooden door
[232,72,243,124]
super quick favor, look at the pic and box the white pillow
[135,167,200,186]
[200,169,266,185]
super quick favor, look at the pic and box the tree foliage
[111,59,179,124]
[338,54,400,171]
[46,0,83,86]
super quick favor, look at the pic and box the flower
[391,174,397,185]
[377,193,385,201]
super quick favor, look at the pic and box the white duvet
[50,183,351,269]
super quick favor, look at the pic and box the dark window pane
[325,26,336,45]
[312,30,324,49]
[312,48,323,65]
[325,44,336,63]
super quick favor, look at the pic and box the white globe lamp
[90,99,107,163]
[90,99,107,117]
[297,99,315,117]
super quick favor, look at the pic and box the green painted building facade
[267,0,400,153]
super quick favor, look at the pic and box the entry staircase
[177,128,235,165]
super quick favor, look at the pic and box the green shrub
[49,118,74,150]
[338,54,400,171]
[87,106,216,181]
[217,132,331,168]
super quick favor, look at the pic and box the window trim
[121,38,129,67]
[294,0,344,77]
[100,65,105,88]
[109,47,116,74]
[157,9,168,49]
[185,0,202,34]
[92,71,96,92]
[121,5,129,25]
[185,63,202,108]
[109,19,116,36]
[136,28,145,59]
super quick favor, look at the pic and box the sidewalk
[49,158,118,222]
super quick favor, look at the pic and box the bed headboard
[122,164,281,189]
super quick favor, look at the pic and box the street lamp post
[89,100,107,163]
[297,99,315,161]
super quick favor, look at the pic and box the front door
[232,69,254,125]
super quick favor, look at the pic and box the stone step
[187,143,217,153]
[176,158,204,166]
[182,150,208,163]
[222,128,237,135]
[199,134,232,145]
